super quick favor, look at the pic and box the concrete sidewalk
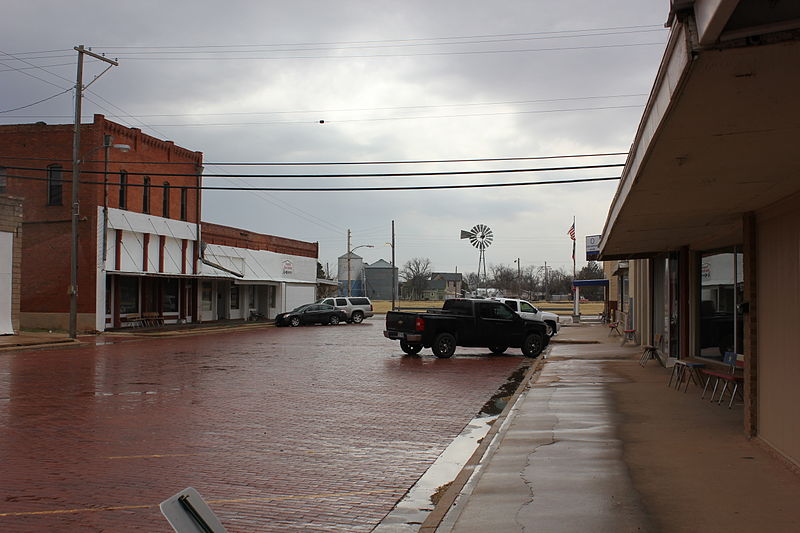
[427,324,800,533]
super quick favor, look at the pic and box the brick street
[0,321,525,532]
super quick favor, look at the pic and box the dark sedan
[275,303,348,327]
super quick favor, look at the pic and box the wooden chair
[640,334,664,366]
[701,352,744,408]
[607,322,621,336]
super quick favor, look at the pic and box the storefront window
[163,278,179,313]
[201,282,212,311]
[119,277,139,314]
[230,286,240,310]
[698,248,743,359]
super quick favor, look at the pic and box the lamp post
[68,137,129,339]
[514,258,521,298]
[347,244,374,296]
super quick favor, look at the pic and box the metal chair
[640,334,664,366]
[701,352,744,408]
[668,359,706,392]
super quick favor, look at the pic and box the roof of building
[365,259,394,269]
[431,272,463,282]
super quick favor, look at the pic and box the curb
[419,353,547,532]
[0,338,80,352]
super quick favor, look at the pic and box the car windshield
[292,304,311,312]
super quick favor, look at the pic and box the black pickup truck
[383,298,549,358]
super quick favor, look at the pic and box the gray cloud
[2,0,669,275]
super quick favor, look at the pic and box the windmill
[460,224,493,294]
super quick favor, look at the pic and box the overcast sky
[2,1,670,278]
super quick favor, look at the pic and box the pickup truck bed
[384,298,548,358]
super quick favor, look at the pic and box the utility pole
[391,220,396,311]
[543,261,549,302]
[70,45,118,339]
[346,229,351,296]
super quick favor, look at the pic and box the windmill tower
[460,224,493,294]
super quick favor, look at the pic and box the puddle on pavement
[374,362,532,532]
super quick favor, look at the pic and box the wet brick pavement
[0,320,524,532]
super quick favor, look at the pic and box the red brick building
[0,115,319,331]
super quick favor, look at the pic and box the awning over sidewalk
[600,26,800,259]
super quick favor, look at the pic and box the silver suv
[317,296,374,323]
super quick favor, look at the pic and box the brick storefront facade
[0,115,203,331]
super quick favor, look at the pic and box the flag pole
[572,216,579,321]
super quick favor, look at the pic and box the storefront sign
[586,234,601,260]
[282,260,294,276]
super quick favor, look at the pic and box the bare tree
[400,257,432,300]
[490,264,517,295]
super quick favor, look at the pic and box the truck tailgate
[385,311,419,333]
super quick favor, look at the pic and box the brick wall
[0,195,23,332]
[202,222,318,259]
[0,115,203,323]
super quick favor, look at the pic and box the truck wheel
[489,345,508,354]
[400,340,422,355]
[521,333,544,358]
[351,311,364,324]
[545,321,556,337]
[432,333,456,358]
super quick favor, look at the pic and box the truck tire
[545,321,556,337]
[400,340,422,355]
[432,332,456,358]
[521,332,544,358]
[489,345,508,354]
[351,311,364,324]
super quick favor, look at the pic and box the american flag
[567,222,575,241]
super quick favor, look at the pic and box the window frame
[47,164,63,206]
[119,171,128,209]
[162,181,170,218]
[142,176,151,213]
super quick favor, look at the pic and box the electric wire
[0,88,72,113]
[3,162,624,178]
[3,172,621,191]
[0,151,628,166]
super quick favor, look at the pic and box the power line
[90,24,665,50]
[95,28,667,57]
[5,162,624,178]
[0,93,648,120]
[0,151,627,166]
[0,88,72,113]
[6,172,621,191]
[109,41,666,61]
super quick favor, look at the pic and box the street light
[68,136,130,339]
[347,244,373,297]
